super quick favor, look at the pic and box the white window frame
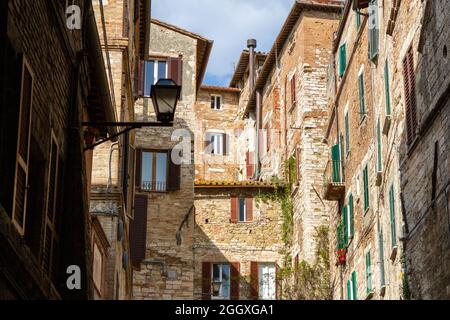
[258,263,276,300]
[210,133,224,155]
[144,59,168,96]
[211,263,230,300]
[211,94,222,110]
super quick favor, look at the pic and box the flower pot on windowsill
[336,249,346,265]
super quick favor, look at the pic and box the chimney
[247,39,257,93]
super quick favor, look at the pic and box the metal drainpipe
[255,90,262,180]
[247,39,260,180]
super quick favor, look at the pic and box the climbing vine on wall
[256,157,331,300]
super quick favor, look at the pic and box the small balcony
[323,159,345,201]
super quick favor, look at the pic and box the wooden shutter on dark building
[135,149,142,188]
[230,262,240,300]
[168,57,182,86]
[245,198,253,222]
[167,150,181,191]
[230,197,238,223]
[130,194,148,269]
[402,46,418,145]
[250,261,259,299]
[202,262,211,300]
[137,60,145,96]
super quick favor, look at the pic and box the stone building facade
[89,0,150,300]
[132,19,212,300]
[391,0,450,299]
[239,1,343,269]
[0,0,116,299]
[324,0,415,300]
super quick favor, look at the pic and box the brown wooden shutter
[245,198,253,222]
[295,148,300,186]
[276,263,281,299]
[202,262,211,300]
[137,60,145,96]
[402,46,418,145]
[135,149,142,188]
[130,194,148,269]
[168,57,182,86]
[13,56,32,234]
[291,74,296,108]
[250,261,259,299]
[246,151,255,179]
[230,262,240,300]
[128,145,136,218]
[167,149,181,191]
[222,133,228,156]
[231,197,238,223]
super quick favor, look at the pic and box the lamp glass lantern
[150,79,181,123]
[212,281,221,296]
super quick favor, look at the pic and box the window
[212,263,230,299]
[356,9,361,30]
[365,251,373,295]
[344,111,350,156]
[403,46,417,145]
[363,165,369,212]
[340,133,345,178]
[384,60,392,116]
[331,144,341,183]
[342,205,349,246]
[378,229,386,288]
[42,135,62,279]
[290,74,297,110]
[205,132,227,155]
[358,73,366,120]
[376,118,382,172]
[339,43,347,77]
[389,185,397,248]
[231,197,253,223]
[12,57,33,235]
[144,59,167,97]
[348,193,354,238]
[141,151,168,191]
[259,263,276,300]
[347,271,357,300]
[368,0,379,60]
[211,95,222,110]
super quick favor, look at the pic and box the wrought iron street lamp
[151,79,181,123]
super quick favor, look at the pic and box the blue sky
[152,0,294,87]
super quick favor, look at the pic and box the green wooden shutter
[331,144,340,183]
[363,165,369,212]
[384,60,391,115]
[377,118,382,171]
[349,194,354,237]
[352,271,357,300]
[366,251,372,294]
[347,280,352,300]
[358,74,366,119]
[389,185,397,248]
[345,112,350,155]
[378,229,386,287]
[356,9,361,30]
[340,134,345,178]
[339,43,347,77]
[343,205,349,246]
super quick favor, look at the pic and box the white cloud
[152,0,294,86]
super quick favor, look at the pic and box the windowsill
[212,296,230,300]
[139,189,168,194]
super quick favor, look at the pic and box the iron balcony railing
[141,180,166,192]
